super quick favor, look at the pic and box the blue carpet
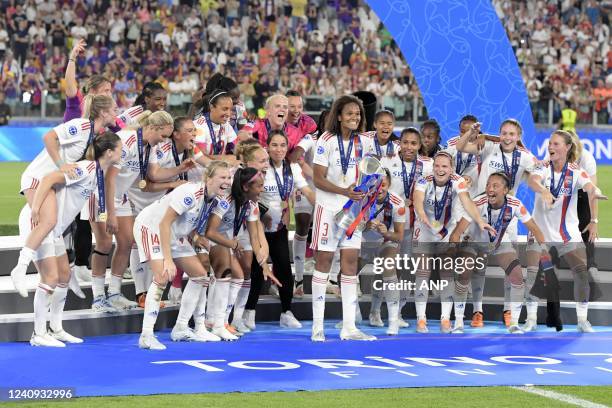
[1,321,612,397]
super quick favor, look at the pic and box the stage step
[2,234,612,276]
[1,294,611,342]
[1,264,611,314]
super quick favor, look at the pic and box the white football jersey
[532,162,592,243]
[312,131,375,211]
[114,129,158,199]
[387,155,433,229]
[362,191,406,242]
[260,161,308,232]
[137,182,223,238]
[128,139,204,211]
[211,196,259,236]
[363,131,401,171]
[414,174,469,238]
[444,135,481,198]
[23,118,94,182]
[193,115,237,156]
[477,141,538,196]
[118,105,144,128]
[460,193,531,244]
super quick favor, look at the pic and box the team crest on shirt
[156,149,164,160]
[75,167,83,177]
[320,238,327,245]
[184,197,193,206]
[152,246,160,253]
[68,125,78,135]
[317,146,325,155]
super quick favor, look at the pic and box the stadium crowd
[0,0,609,123]
[0,0,419,120]
[494,0,612,124]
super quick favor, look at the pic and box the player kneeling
[361,169,406,335]
[450,172,545,334]
[134,161,231,350]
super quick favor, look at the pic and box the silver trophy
[334,155,385,239]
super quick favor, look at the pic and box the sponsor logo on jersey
[184,197,194,206]
[488,160,506,171]
[219,200,229,210]
[68,125,78,135]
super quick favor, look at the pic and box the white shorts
[209,228,253,252]
[20,174,41,194]
[19,205,66,261]
[412,221,451,255]
[293,190,314,215]
[547,241,585,258]
[361,240,398,263]
[311,203,362,252]
[81,193,135,222]
[133,219,195,262]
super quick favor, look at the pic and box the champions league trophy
[334,155,385,240]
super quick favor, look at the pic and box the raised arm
[65,39,86,98]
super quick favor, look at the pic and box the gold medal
[99,212,107,222]
[139,179,147,189]
[431,219,441,229]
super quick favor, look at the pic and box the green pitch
[1,163,612,237]
[0,386,610,407]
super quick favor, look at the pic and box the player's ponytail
[231,167,260,208]
[85,131,121,161]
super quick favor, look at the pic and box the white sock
[510,283,524,326]
[471,266,486,313]
[108,274,122,296]
[175,277,206,329]
[34,283,53,335]
[293,234,307,282]
[144,263,153,289]
[415,275,429,319]
[341,274,358,331]
[383,276,400,322]
[142,281,164,335]
[503,276,511,311]
[370,286,383,314]
[576,302,588,322]
[92,275,105,298]
[225,278,244,324]
[18,247,36,266]
[233,279,250,324]
[454,281,468,324]
[441,301,453,321]
[212,278,230,329]
[131,247,146,295]
[329,253,340,282]
[193,277,209,330]
[311,270,328,326]
[49,283,68,332]
[206,276,216,322]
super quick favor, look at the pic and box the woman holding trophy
[310,95,380,342]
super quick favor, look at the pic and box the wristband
[590,219,598,224]
[55,159,65,168]
[68,58,75,63]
